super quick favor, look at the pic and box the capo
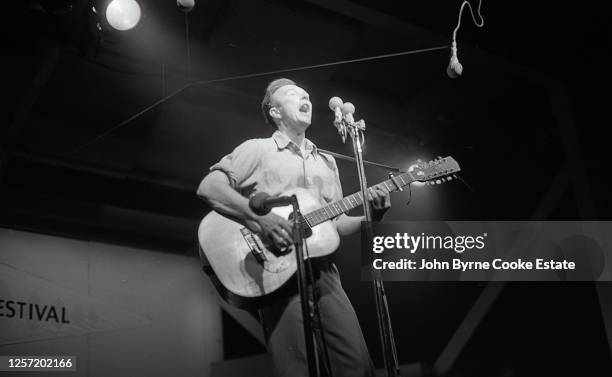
[388,172,403,192]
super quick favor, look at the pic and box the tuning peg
[446,176,453,181]
[436,179,442,184]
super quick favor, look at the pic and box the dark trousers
[259,260,376,377]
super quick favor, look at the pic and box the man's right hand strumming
[197,171,294,249]
[247,213,293,249]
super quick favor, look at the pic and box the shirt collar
[272,130,318,156]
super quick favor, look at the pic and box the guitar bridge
[240,228,267,263]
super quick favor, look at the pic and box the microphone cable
[448,0,485,78]
[452,0,485,44]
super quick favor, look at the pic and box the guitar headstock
[410,156,461,184]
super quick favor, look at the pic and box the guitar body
[198,187,340,302]
[198,156,460,307]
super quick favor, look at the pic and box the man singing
[197,78,391,377]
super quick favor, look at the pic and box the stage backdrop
[0,228,222,377]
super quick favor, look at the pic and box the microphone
[341,102,355,124]
[249,192,294,216]
[329,96,347,142]
[328,96,344,129]
[446,41,463,79]
[328,96,343,122]
[447,1,484,79]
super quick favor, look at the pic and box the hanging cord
[184,12,191,80]
[447,1,482,191]
[456,174,475,192]
[451,0,485,51]
[448,0,485,76]
[318,148,402,173]
[452,0,485,43]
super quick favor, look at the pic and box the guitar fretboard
[303,171,414,227]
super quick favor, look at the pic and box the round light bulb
[177,0,195,12]
[106,0,141,31]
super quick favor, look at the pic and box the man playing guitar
[197,78,391,377]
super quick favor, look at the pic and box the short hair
[261,78,296,127]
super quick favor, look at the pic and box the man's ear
[268,106,281,121]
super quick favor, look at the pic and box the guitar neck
[303,171,415,227]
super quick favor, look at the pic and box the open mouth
[299,103,310,113]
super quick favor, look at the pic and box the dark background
[2,1,611,376]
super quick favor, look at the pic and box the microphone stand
[340,117,401,377]
[290,195,332,377]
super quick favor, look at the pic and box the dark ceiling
[2,0,611,251]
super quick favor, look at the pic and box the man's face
[269,84,312,128]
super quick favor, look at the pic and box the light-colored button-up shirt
[210,131,343,207]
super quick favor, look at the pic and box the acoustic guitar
[198,157,460,306]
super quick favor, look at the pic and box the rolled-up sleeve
[210,139,262,190]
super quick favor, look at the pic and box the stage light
[106,0,141,31]
[177,0,195,12]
